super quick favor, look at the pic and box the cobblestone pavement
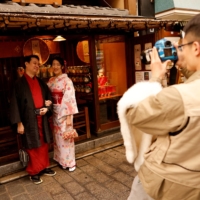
[0,145,137,200]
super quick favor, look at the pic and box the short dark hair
[184,14,200,40]
[51,56,64,66]
[24,55,39,63]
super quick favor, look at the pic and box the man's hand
[45,100,52,107]
[150,47,171,79]
[17,122,24,134]
[40,108,48,115]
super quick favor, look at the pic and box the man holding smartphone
[10,55,56,184]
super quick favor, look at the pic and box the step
[0,139,123,184]
[0,131,122,178]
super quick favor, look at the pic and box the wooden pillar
[125,33,135,88]
[124,0,137,15]
[88,35,101,133]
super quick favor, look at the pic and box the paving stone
[79,164,99,174]
[74,192,97,200]
[0,193,11,200]
[85,182,116,200]
[65,167,82,177]
[63,181,85,196]
[83,156,107,167]
[0,184,6,194]
[88,171,110,183]
[1,145,136,200]
[25,183,44,196]
[85,182,108,195]
[5,180,21,187]
[53,170,73,184]
[94,152,123,166]
[31,192,53,200]
[95,163,117,175]
[83,157,117,174]
[118,163,135,173]
[129,171,138,178]
[42,182,65,196]
[92,151,107,160]
[40,175,56,185]
[112,146,125,154]
[104,180,130,196]
[76,159,88,167]
[12,193,31,200]
[53,192,74,200]
[82,155,95,162]
[18,177,33,186]
[70,172,93,184]
[104,149,127,162]
[79,165,111,183]
[95,191,118,200]
[118,191,131,200]
[6,183,25,197]
[51,166,63,172]
[111,171,134,188]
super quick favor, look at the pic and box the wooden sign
[134,44,142,70]
[144,42,152,70]
[12,0,62,5]
[135,71,152,83]
[23,37,50,65]
[76,40,90,64]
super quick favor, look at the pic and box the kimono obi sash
[51,92,63,104]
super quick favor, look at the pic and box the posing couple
[10,55,78,184]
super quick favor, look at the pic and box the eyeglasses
[177,41,194,51]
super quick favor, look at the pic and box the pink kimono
[47,74,78,168]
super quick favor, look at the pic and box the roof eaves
[0,1,130,16]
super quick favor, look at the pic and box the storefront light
[53,36,66,42]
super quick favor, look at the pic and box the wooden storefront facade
[0,2,183,172]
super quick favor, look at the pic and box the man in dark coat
[10,55,56,184]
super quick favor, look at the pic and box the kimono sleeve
[44,82,53,117]
[58,77,78,121]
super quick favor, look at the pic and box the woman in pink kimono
[47,57,78,172]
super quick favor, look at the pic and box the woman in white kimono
[47,57,78,172]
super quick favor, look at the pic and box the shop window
[96,35,127,125]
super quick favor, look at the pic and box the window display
[66,65,92,94]
[97,68,116,98]
[95,35,127,125]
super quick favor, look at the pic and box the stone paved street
[0,145,137,200]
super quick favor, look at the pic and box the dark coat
[10,76,53,149]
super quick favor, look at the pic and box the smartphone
[35,109,41,115]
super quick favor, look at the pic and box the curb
[0,133,123,184]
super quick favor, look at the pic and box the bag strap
[17,134,24,150]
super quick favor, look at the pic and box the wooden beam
[46,25,55,30]
[9,17,36,23]
[12,0,62,5]
[4,19,9,25]
[8,22,27,26]
[22,22,39,30]
[90,21,110,28]
[89,35,101,133]
[125,34,135,87]
[0,23,5,28]
[40,19,64,24]
[130,21,146,25]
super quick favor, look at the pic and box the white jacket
[117,81,162,171]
